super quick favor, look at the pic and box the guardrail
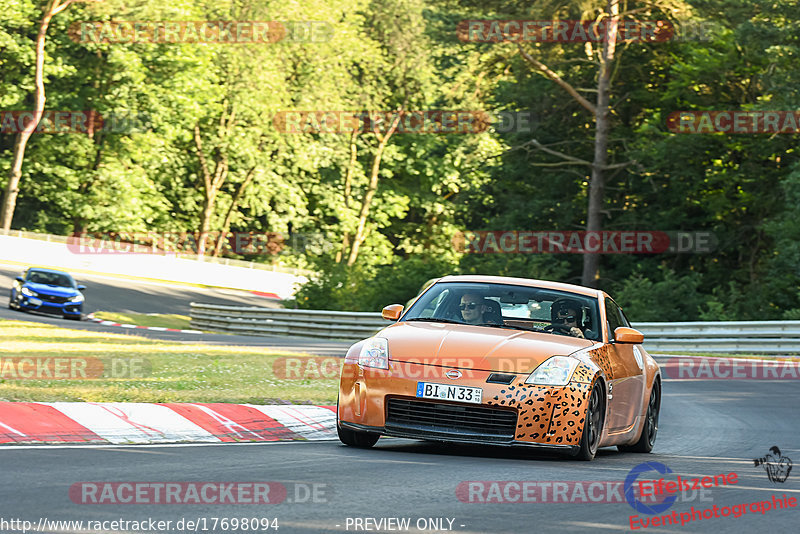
[190,303,800,353]
[190,303,390,340]
[632,321,800,353]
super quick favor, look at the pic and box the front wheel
[575,381,605,461]
[619,380,660,453]
[336,396,380,448]
[337,422,380,448]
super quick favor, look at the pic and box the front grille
[33,304,64,315]
[39,294,70,304]
[385,399,517,442]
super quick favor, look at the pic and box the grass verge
[0,319,338,404]
[91,311,193,330]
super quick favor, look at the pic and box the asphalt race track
[0,379,797,533]
[0,264,351,356]
[1,264,797,532]
[0,264,283,316]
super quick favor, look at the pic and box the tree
[1,0,98,231]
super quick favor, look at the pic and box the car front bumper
[19,296,82,316]
[338,359,596,450]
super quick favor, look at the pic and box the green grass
[92,311,193,330]
[0,319,339,404]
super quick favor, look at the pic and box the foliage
[1,0,798,316]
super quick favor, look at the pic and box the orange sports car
[337,275,661,460]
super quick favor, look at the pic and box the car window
[403,281,601,341]
[605,298,624,340]
[616,302,632,328]
[27,271,75,288]
[415,288,449,318]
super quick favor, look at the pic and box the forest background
[2,0,799,320]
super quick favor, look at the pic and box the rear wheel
[575,381,604,461]
[619,380,660,453]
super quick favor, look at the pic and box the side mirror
[614,327,644,344]
[382,304,404,321]
[15,276,24,283]
[77,284,87,291]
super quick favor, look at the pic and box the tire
[8,291,17,310]
[618,379,660,453]
[336,396,380,448]
[337,422,380,448]
[575,380,605,461]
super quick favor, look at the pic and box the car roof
[27,267,73,277]
[434,275,603,299]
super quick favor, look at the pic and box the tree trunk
[346,113,402,266]
[337,129,359,263]
[581,1,619,287]
[1,0,73,231]
[212,165,257,257]
[193,124,229,258]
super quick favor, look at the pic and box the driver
[459,292,487,325]
[551,298,585,338]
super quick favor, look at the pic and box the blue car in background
[8,267,86,320]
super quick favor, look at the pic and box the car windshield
[403,281,601,341]
[27,270,75,288]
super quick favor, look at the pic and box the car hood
[382,321,593,373]
[25,282,79,297]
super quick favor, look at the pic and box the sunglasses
[557,312,578,321]
[459,302,479,310]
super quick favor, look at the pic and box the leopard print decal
[486,362,601,445]
[571,362,595,384]
[587,345,614,380]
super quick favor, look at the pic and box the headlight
[358,337,389,369]
[525,356,579,386]
[68,294,84,303]
[21,287,37,297]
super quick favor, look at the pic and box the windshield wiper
[476,323,544,332]
[404,317,464,325]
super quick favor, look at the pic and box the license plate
[28,298,42,306]
[416,382,482,404]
